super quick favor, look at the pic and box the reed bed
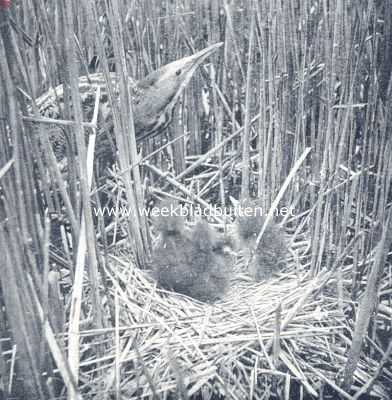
[0,0,391,399]
[56,241,391,399]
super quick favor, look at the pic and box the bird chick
[152,199,185,235]
[151,200,195,293]
[151,203,230,302]
[186,220,230,302]
[235,200,287,281]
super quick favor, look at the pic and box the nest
[73,234,390,400]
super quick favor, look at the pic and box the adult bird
[32,42,223,165]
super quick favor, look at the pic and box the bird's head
[133,42,223,140]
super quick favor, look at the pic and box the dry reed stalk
[60,4,103,392]
[65,247,388,398]
[240,8,255,200]
[92,0,149,267]
[0,0,391,398]
[343,209,392,390]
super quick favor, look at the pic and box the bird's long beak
[161,42,223,90]
[180,42,223,69]
[135,42,223,141]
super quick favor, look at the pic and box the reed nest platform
[1,1,392,399]
[72,237,391,400]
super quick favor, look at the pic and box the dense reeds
[0,0,391,398]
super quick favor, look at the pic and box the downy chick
[151,201,229,302]
[186,220,230,302]
[235,200,287,281]
[151,200,197,293]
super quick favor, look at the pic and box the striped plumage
[33,43,222,165]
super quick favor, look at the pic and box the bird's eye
[176,69,182,76]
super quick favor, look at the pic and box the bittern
[150,199,230,302]
[34,42,222,163]
[234,199,287,281]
